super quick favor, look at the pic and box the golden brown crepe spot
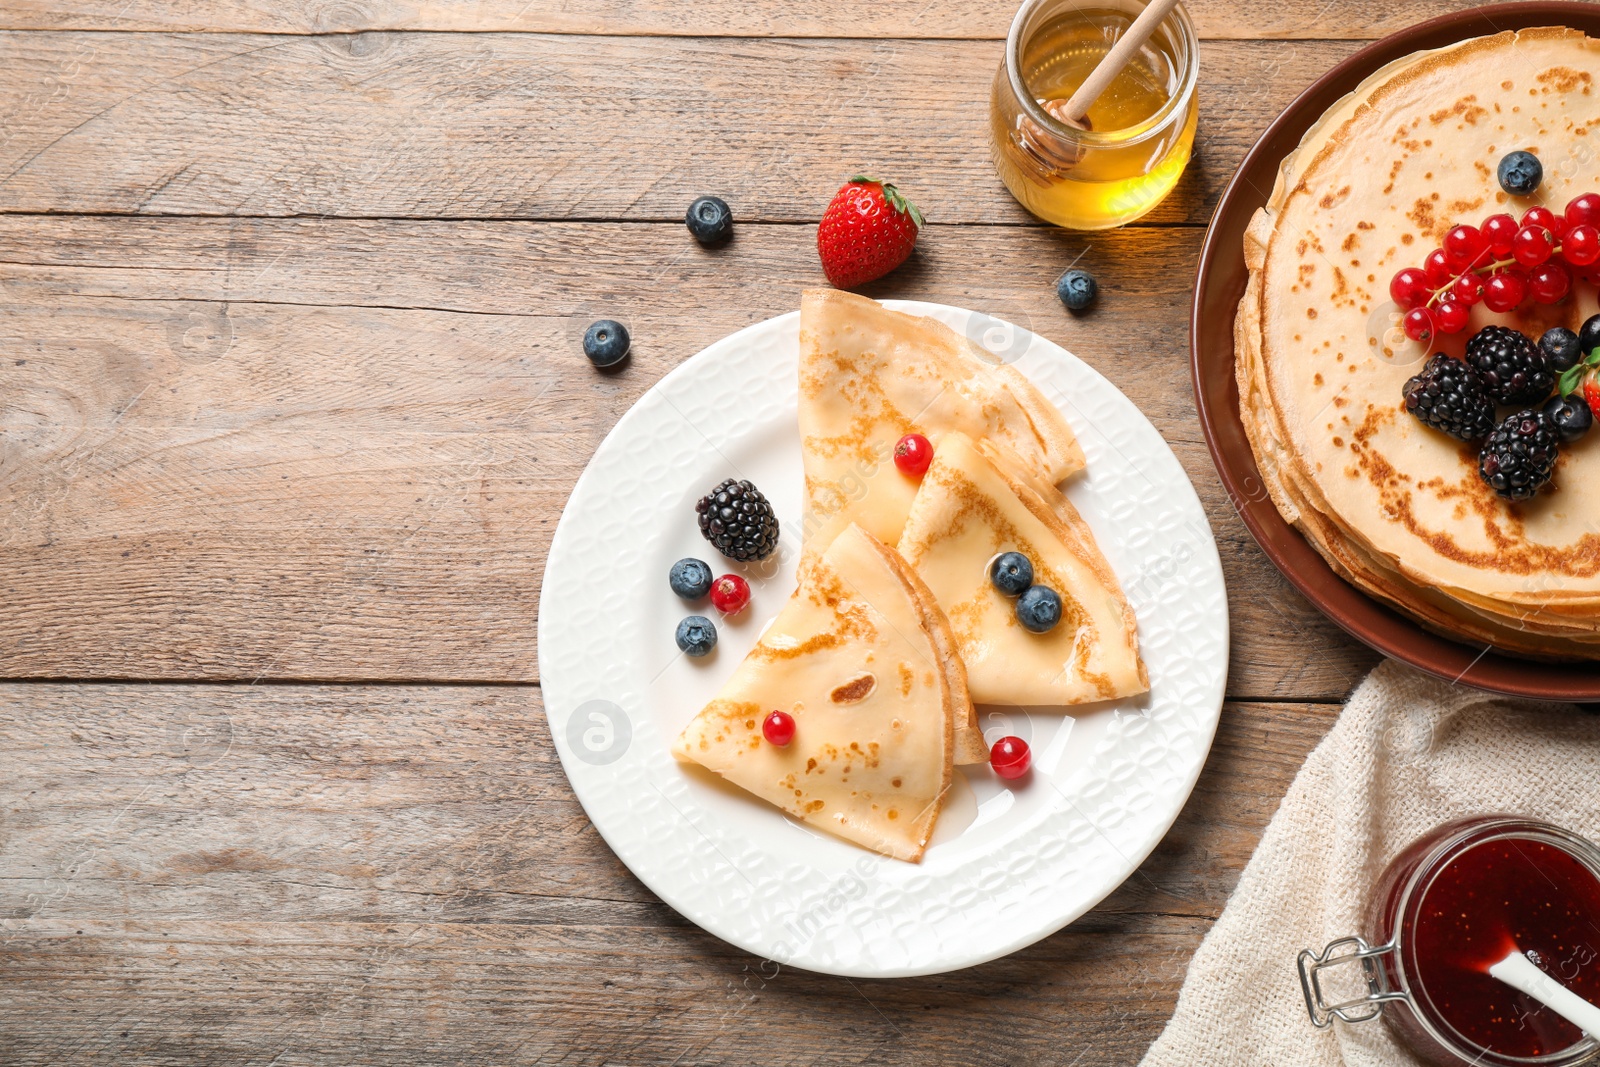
[887,809,898,820]
[1319,185,1352,210]
[744,718,755,730]
[805,800,824,814]
[923,671,935,688]
[1407,198,1437,235]
[1503,80,1514,90]
[891,777,902,788]
[1307,308,1318,320]
[1333,436,1344,447]
[831,673,876,703]
[1429,95,1488,125]
[805,758,817,772]
[1537,67,1592,94]
[1448,197,1484,215]
[1314,373,1324,387]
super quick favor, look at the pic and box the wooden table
[0,0,1468,1060]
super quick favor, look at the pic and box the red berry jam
[762,710,795,747]
[709,574,750,615]
[1369,819,1600,1065]
[1409,838,1600,1057]
[894,433,933,477]
[989,736,1031,779]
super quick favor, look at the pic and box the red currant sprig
[1390,193,1600,343]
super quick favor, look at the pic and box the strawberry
[1584,369,1600,418]
[816,176,924,289]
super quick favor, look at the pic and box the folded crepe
[798,289,1084,570]
[671,523,969,862]
[897,432,1147,706]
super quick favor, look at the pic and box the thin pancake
[798,289,1084,570]
[671,523,966,862]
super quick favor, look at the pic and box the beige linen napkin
[1141,659,1600,1067]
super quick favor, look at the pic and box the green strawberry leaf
[1558,349,1600,397]
[845,175,925,228]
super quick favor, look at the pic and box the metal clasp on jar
[1297,935,1409,1027]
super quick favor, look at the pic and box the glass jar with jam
[988,0,1198,229]
[1299,816,1600,1066]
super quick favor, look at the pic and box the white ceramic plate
[538,301,1227,978]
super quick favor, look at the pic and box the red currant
[1566,193,1600,229]
[1434,299,1470,334]
[1390,267,1431,310]
[893,433,933,477]
[1423,248,1454,286]
[1561,224,1600,268]
[762,710,795,747]
[1482,213,1519,256]
[709,574,751,614]
[1451,272,1485,306]
[1512,225,1555,267]
[1442,224,1484,269]
[1403,307,1435,343]
[1483,270,1528,313]
[1529,261,1572,304]
[1522,206,1559,232]
[989,736,1031,779]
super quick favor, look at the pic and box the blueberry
[669,558,714,599]
[1581,314,1600,359]
[685,196,733,246]
[583,320,630,368]
[676,615,718,657]
[1016,586,1062,634]
[1544,394,1594,443]
[1540,327,1582,373]
[1056,268,1097,312]
[1497,151,1542,196]
[989,551,1034,596]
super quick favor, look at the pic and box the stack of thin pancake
[1237,27,1600,659]
[673,291,1147,861]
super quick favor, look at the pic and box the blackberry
[1401,354,1496,441]
[1478,409,1559,501]
[1464,325,1552,406]
[695,478,780,561]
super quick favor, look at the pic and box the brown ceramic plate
[1192,1,1600,700]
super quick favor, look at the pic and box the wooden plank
[0,0,1507,41]
[0,684,1337,1064]
[0,684,1338,922]
[0,215,1378,693]
[0,32,1364,225]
